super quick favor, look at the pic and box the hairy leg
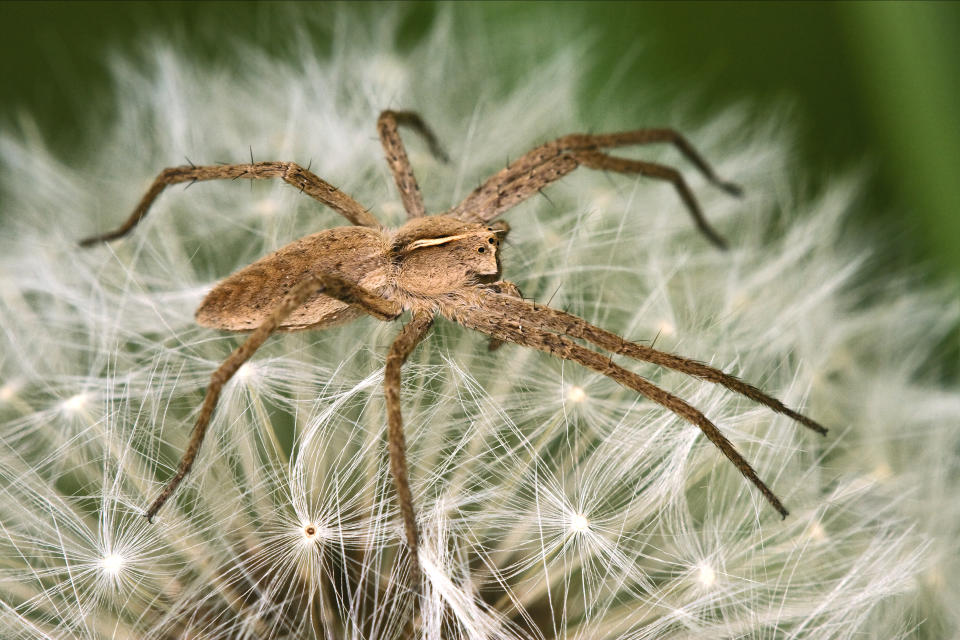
[447,128,740,248]
[444,293,796,518]
[144,274,401,521]
[377,110,449,220]
[486,280,522,352]
[80,161,379,246]
[383,312,434,583]
[481,285,826,435]
[574,152,728,249]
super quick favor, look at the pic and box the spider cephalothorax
[392,216,503,295]
[81,109,825,601]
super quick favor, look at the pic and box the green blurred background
[3,0,959,283]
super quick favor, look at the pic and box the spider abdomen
[195,225,391,331]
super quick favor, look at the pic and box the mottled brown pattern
[83,111,825,620]
[196,226,391,330]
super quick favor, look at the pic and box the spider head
[393,215,502,295]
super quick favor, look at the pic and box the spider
[80,109,826,583]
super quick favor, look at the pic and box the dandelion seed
[807,520,828,542]
[590,186,617,209]
[567,385,587,403]
[368,53,408,92]
[60,392,90,414]
[300,522,328,543]
[925,568,945,590]
[256,197,279,216]
[671,607,694,623]
[235,362,258,383]
[696,563,717,588]
[656,320,675,337]
[0,379,21,402]
[99,553,125,576]
[569,512,590,534]
[731,291,751,312]
[872,462,893,481]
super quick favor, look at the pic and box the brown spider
[80,109,826,584]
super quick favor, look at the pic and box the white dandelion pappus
[1,7,959,640]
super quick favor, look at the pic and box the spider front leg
[377,110,449,220]
[480,287,827,435]
[485,278,521,352]
[444,289,824,518]
[447,128,741,249]
[79,160,379,246]
[144,274,400,521]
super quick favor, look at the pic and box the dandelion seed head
[0,6,957,639]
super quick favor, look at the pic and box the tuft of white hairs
[1,7,959,639]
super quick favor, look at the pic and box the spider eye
[488,237,496,244]
[477,247,486,253]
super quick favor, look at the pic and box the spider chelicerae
[81,109,826,585]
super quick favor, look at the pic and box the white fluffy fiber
[1,8,958,639]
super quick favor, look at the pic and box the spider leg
[143,274,401,522]
[446,127,739,248]
[481,285,827,435]
[485,280,522,351]
[377,110,449,220]
[443,295,790,518]
[562,129,742,196]
[79,161,379,246]
[448,153,579,224]
[383,311,434,584]
[572,151,727,249]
